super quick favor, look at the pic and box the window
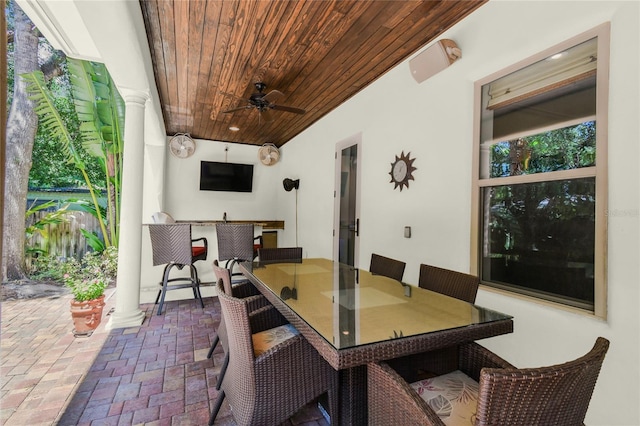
[471,24,609,317]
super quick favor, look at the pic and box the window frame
[470,23,610,318]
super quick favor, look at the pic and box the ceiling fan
[222,82,306,122]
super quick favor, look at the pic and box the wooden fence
[26,210,102,262]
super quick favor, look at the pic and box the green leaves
[22,71,85,169]
[67,58,124,159]
[66,58,124,247]
[22,59,119,249]
[67,58,104,158]
[24,200,70,256]
[80,229,106,253]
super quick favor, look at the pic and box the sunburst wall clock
[389,151,417,191]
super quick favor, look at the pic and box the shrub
[30,248,118,301]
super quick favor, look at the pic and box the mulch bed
[1,279,70,301]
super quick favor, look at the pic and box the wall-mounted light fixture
[283,178,300,246]
[283,178,300,192]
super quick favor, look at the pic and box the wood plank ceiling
[140,0,486,148]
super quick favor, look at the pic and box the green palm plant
[22,58,124,250]
[67,58,124,247]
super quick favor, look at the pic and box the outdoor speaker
[409,39,461,84]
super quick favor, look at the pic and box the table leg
[337,365,368,425]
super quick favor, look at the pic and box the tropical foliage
[24,200,69,257]
[22,58,125,251]
[30,247,118,301]
[489,121,596,178]
[29,79,104,187]
[484,121,597,303]
[68,59,125,249]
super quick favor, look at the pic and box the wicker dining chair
[418,263,480,303]
[148,223,207,315]
[207,260,268,389]
[257,246,303,262]
[209,278,338,426]
[368,337,609,426]
[370,253,406,282]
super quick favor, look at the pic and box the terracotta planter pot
[70,295,105,337]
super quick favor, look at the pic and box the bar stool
[148,223,207,315]
[215,223,255,283]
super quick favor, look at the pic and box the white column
[107,90,148,329]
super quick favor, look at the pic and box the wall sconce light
[283,178,300,246]
[283,178,300,192]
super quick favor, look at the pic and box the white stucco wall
[280,2,639,425]
[138,139,283,300]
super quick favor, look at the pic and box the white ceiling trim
[16,0,102,61]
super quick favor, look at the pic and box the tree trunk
[1,0,7,276]
[2,1,39,281]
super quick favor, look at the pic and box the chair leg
[216,352,229,391]
[208,390,225,426]
[156,263,174,315]
[190,264,198,299]
[207,334,219,359]
[190,265,205,309]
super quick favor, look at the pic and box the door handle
[347,219,359,236]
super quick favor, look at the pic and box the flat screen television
[200,161,254,192]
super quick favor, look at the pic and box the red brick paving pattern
[1,289,328,425]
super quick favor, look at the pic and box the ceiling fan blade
[262,90,284,103]
[271,104,306,114]
[222,105,252,113]
[260,109,274,122]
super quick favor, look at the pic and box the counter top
[174,220,284,230]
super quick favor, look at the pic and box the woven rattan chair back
[476,337,609,425]
[368,338,609,426]
[149,224,195,266]
[212,260,234,294]
[207,260,268,387]
[370,253,406,282]
[418,263,480,303]
[258,247,303,262]
[211,279,338,426]
[369,342,514,425]
[211,262,231,351]
[215,280,257,417]
[215,223,255,263]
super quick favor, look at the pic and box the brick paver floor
[1,288,328,426]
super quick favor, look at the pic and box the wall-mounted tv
[200,161,254,192]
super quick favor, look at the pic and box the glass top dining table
[240,258,513,369]
[240,258,513,425]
